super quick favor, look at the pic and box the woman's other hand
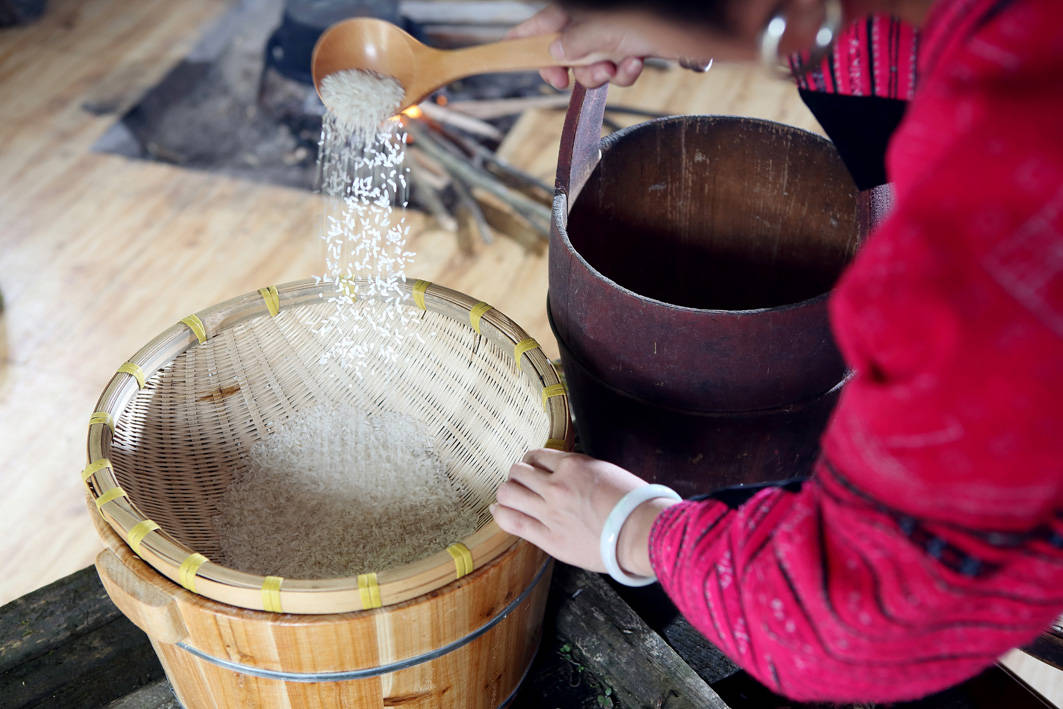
[506,4,652,89]
[491,449,680,576]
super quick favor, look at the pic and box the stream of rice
[213,71,477,579]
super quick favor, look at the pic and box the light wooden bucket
[83,278,571,707]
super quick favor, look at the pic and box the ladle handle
[445,33,610,74]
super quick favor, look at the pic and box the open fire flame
[395,105,424,143]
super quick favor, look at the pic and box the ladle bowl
[312,18,603,112]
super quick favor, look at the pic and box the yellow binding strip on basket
[179,553,208,593]
[89,411,115,432]
[262,576,284,613]
[469,302,493,334]
[95,486,127,508]
[117,362,146,389]
[358,573,382,609]
[541,383,567,409]
[412,280,430,310]
[514,337,539,364]
[127,520,160,556]
[545,438,568,451]
[259,285,280,317]
[180,314,207,344]
[82,458,113,482]
[446,543,474,580]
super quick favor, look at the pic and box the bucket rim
[553,113,860,317]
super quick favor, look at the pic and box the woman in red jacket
[491,0,1063,701]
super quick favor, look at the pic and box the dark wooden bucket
[549,85,885,496]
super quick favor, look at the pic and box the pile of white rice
[319,69,404,144]
[213,405,477,578]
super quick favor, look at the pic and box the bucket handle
[555,84,609,208]
[96,547,189,645]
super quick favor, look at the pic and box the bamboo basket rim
[83,278,572,614]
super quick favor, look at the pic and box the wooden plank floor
[4,1,1056,704]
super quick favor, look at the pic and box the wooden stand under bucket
[93,509,551,708]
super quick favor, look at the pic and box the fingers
[522,447,572,472]
[553,16,619,63]
[507,460,550,490]
[553,18,640,89]
[506,4,568,39]
[539,66,571,90]
[495,476,544,512]
[613,56,644,87]
[572,61,617,89]
[490,502,551,547]
[510,6,573,89]
[509,5,645,91]
[544,58,639,91]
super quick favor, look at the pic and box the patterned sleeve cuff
[648,498,730,582]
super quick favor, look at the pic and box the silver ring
[759,0,843,75]
[679,57,714,73]
[759,12,788,72]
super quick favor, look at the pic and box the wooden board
[0,562,167,707]
[1002,650,1063,707]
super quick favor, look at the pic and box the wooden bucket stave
[94,502,551,708]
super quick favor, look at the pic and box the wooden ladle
[311,18,605,113]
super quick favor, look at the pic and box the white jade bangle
[599,484,682,587]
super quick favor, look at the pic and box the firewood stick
[421,25,514,45]
[473,187,550,241]
[419,118,473,161]
[446,94,671,124]
[485,163,553,204]
[407,120,551,235]
[418,102,504,142]
[452,176,493,245]
[409,167,458,232]
[452,203,478,256]
[416,116,549,228]
[446,94,572,120]
[432,123,553,200]
[407,148,451,191]
[411,119,550,225]
[540,95,670,121]
[399,1,539,26]
[473,188,547,253]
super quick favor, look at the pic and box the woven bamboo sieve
[83,278,572,614]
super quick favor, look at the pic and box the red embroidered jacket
[648,0,1063,701]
